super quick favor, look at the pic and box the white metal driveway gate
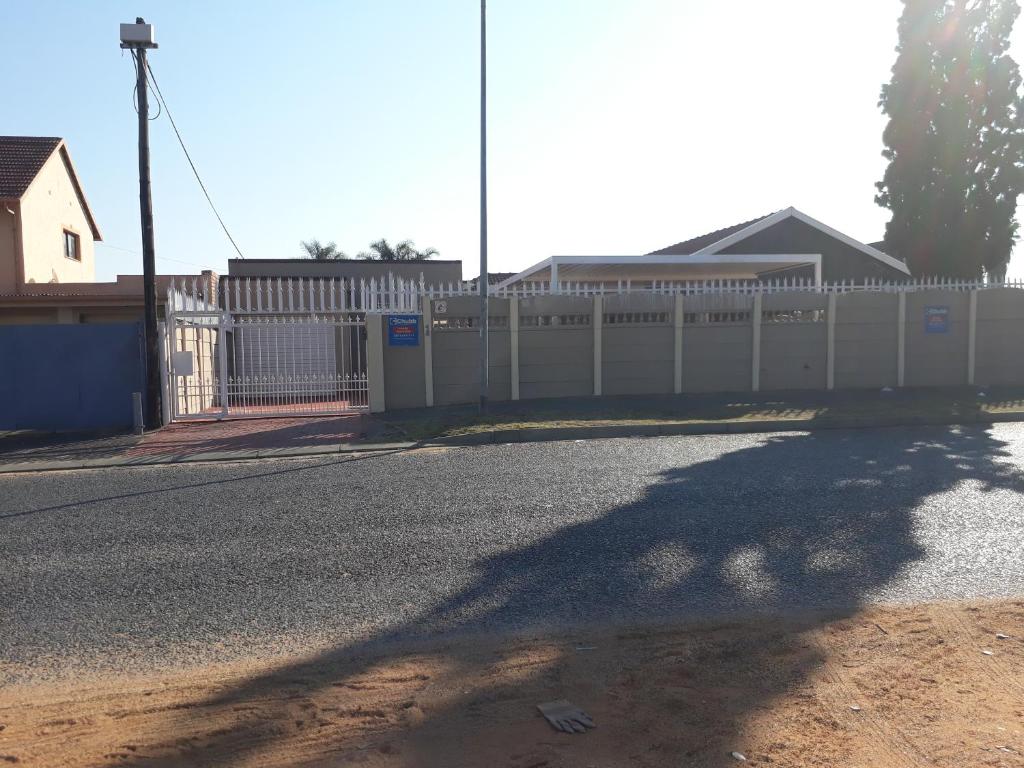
[162,274,420,422]
[166,314,368,420]
[165,313,368,420]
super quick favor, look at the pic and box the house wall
[19,150,96,285]
[77,307,145,324]
[0,308,60,325]
[0,202,19,293]
[0,304,145,325]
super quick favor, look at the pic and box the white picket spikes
[165,272,1018,317]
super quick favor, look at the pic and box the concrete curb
[0,441,417,475]
[4,410,1024,474]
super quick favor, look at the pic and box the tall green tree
[877,0,1024,279]
[300,239,347,260]
[357,239,439,261]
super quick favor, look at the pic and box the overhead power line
[141,58,247,260]
[96,242,218,271]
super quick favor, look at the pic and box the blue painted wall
[0,323,145,431]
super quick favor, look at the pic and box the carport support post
[510,298,520,400]
[897,291,906,387]
[673,293,684,394]
[423,300,434,407]
[826,292,836,390]
[593,295,602,396]
[367,315,386,413]
[968,289,978,385]
[751,293,762,392]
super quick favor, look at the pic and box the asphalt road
[4,424,1024,679]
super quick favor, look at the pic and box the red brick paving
[127,415,375,457]
[0,415,380,467]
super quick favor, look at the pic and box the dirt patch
[3,600,1024,767]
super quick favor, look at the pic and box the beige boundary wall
[367,288,1022,412]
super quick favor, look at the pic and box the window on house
[63,230,80,261]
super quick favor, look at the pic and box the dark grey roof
[648,212,776,255]
[867,241,907,263]
[0,136,62,198]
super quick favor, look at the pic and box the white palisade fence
[167,274,1024,312]
[217,275,421,315]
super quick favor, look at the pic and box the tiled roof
[0,275,201,301]
[648,213,777,255]
[0,136,62,198]
[471,272,516,285]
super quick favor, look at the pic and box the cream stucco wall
[0,202,18,293]
[18,149,96,285]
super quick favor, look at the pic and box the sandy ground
[4,600,1024,767]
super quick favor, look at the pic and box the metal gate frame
[165,310,368,421]
[162,275,420,423]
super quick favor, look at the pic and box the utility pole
[120,18,161,429]
[479,0,489,413]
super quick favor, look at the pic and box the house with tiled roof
[495,207,911,290]
[0,136,211,324]
[0,136,102,292]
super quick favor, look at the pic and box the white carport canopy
[495,254,823,290]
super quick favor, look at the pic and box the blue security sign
[387,315,420,346]
[924,306,949,334]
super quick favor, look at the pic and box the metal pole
[479,0,489,413]
[133,32,162,429]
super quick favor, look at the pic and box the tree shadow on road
[96,425,1024,766]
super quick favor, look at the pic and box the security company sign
[924,306,949,334]
[387,315,420,346]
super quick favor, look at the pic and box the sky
[5,0,1024,282]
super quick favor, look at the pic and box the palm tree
[357,239,438,261]
[300,239,347,260]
